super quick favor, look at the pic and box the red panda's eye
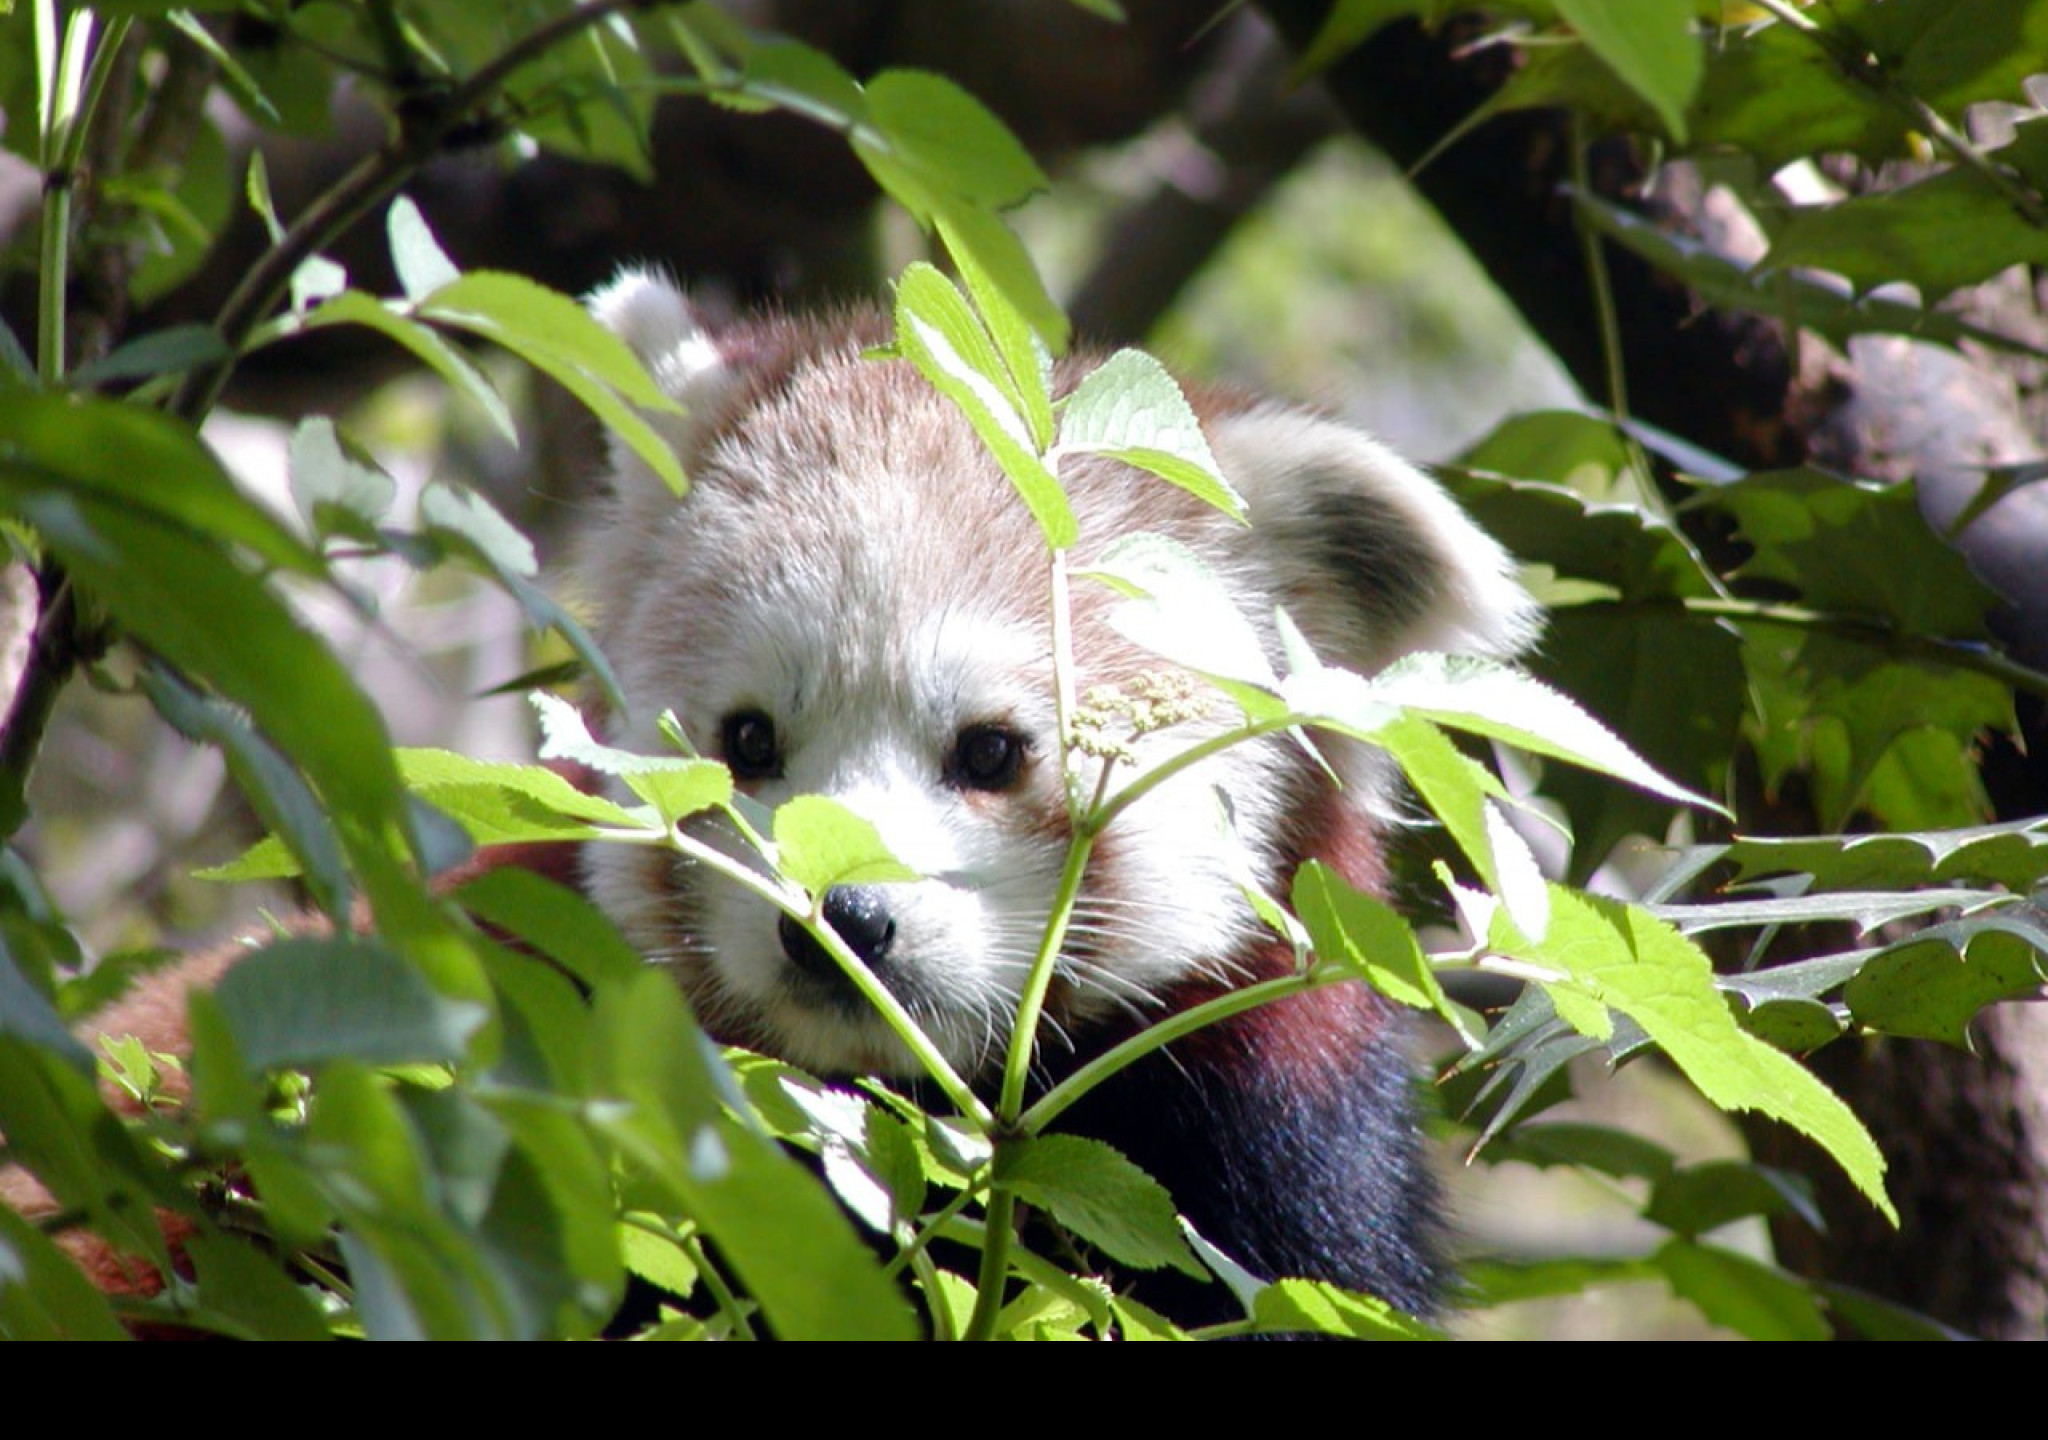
[721,709,782,780]
[948,723,1027,791]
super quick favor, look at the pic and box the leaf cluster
[1,0,2043,1340]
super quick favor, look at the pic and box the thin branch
[169,0,656,422]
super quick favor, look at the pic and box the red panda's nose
[778,884,899,989]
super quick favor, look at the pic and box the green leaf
[0,444,477,1000]
[1293,1,1456,78]
[504,20,658,182]
[947,231,1055,448]
[1571,192,2045,360]
[1249,1278,1443,1339]
[186,1232,333,1341]
[1366,653,1721,813]
[1741,622,2010,831]
[590,970,917,1339]
[388,195,462,308]
[125,109,234,306]
[530,693,732,824]
[1449,983,1605,1151]
[1536,606,1745,878]
[739,38,866,120]
[419,481,536,578]
[1085,531,1276,694]
[618,1217,700,1300]
[66,324,230,389]
[0,1026,180,1270]
[1843,916,2048,1047]
[290,255,349,315]
[141,667,351,919]
[399,749,643,843]
[288,417,397,543]
[1370,715,1544,931]
[1481,1121,1677,1183]
[307,1062,517,1339]
[420,509,628,718]
[0,1205,132,1341]
[1445,447,1717,596]
[1459,1254,1660,1307]
[1645,1160,1820,1239]
[772,796,918,895]
[1821,1283,1970,1341]
[204,5,330,132]
[0,392,323,576]
[421,272,676,411]
[0,934,94,1069]
[416,271,685,493]
[1292,860,1453,1016]
[1057,350,1243,519]
[891,263,1074,547]
[1653,1238,1830,1341]
[933,205,1069,357]
[861,70,1046,209]
[301,290,516,443]
[1877,0,2048,114]
[479,1101,625,1336]
[1687,17,1904,167]
[1656,888,1995,936]
[1555,0,1701,142]
[1765,122,2048,301]
[996,1133,1205,1278]
[213,937,488,1074]
[1709,817,2048,893]
[1496,887,1896,1223]
[0,314,32,382]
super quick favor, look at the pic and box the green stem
[35,165,69,381]
[1568,114,1630,428]
[1025,971,1327,1132]
[1090,713,1297,833]
[996,830,1095,1122]
[34,2,98,382]
[643,822,990,1129]
[677,1227,757,1340]
[961,1184,1017,1341]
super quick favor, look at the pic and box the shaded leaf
[1765,123,2048,301]
[1645,1160,1821,1238]
[1555,0,1700,142]
[213,937,488,1074]
[1843,914,2048,1047]
[1653,1238,1830,1341]
[996,1133,1204,1278]
[0,1206,132,1341]
[288,417,397,543]
[1707,818,2048,893]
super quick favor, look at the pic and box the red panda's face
[581,351,1280,1079]
[578,271,1539,1083]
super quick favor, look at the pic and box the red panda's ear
[585,268,736,497]
[1207,404,1541,675]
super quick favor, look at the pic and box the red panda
[578,271,1539,1320]
[0,272,1537,1331]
